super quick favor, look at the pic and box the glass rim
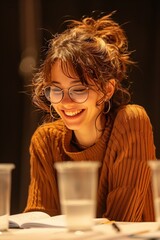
[0,163,15,171]
[54,161,101,171]
[148,160,160,170]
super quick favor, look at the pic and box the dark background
[1,0,160,214]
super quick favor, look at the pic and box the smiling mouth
[63,109,83,117]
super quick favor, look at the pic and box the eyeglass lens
[44,85,89,103]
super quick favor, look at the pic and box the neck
[72,116,106,149]
[72,131,100,149]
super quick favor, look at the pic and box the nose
[61,90,73,105]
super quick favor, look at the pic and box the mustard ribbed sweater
[24,104,156,221]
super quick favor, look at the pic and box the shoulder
[113,104,153,135]
[31,119,66,142]
[115,104,151,123]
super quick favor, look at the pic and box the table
[0,221,160,240]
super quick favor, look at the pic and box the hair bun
[82,17,96,27]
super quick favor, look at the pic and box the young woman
[24,12,156,221]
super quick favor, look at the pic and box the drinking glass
[0,163,15,231]
[148,160,160,223]
[55,161,100,231]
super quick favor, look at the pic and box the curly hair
[32,12,134,122]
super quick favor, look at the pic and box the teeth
[64,110,82,116]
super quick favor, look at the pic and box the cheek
[86,97,103,115]
[88,90,103,106]
[91,92,105,111]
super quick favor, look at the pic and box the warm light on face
[47,60,106,131]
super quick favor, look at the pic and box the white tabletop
[0,221,160,240]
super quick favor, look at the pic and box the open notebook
[9,212,109,229]
[9,212,67,228]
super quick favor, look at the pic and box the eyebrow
[51,80,82,85]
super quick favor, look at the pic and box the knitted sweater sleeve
[24,123,62,216]
[102,105,156,221]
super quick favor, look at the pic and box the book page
[9,211,50,228]
[9,213,108,229]
[21,214,66,228]
[21,216,109,229]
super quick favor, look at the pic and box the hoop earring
[50,104,55,119]
[50,104,60,120]
[103,100,111,114]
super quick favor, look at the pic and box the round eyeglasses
[44,84,89,104]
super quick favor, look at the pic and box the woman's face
[50,60,105,131]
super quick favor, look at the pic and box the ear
[105,79,115,100]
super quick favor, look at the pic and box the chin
[64,122,82,131]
